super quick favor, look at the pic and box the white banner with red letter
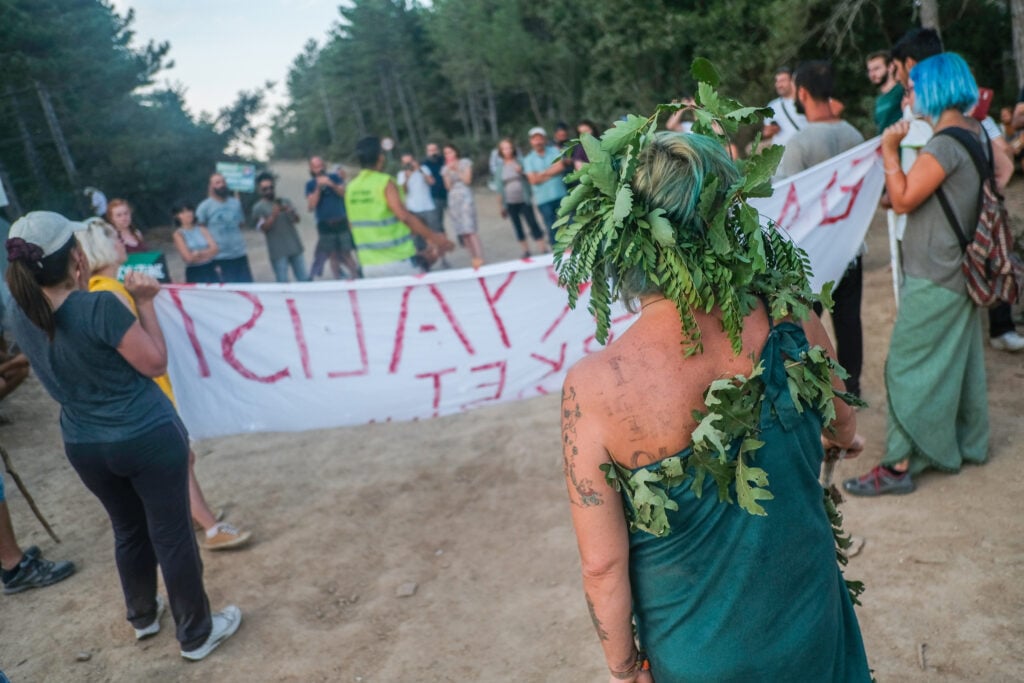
[154,261,635,439]
[154,138,883,440]
[753,136,884,293]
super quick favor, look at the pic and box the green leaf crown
[553,58,833,355]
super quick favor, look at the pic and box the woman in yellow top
[77,220,251,551]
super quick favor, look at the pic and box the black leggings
[988,302,1015,338]
[813,257,863,397]
[64,420,212,650]
[506,202,544,242]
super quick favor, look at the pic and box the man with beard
[778,61,866,397]
[196,173,253,283]
[305,156,360,280]
[422,143,448,221]
[251,171,307,282]
[866,50,904,132]
[762,67,808,148]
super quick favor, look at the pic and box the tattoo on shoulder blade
[585,592,610,641]
[561,386,604,507]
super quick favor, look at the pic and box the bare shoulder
[563,344,617,397]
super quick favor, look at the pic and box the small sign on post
[216,162,256,193]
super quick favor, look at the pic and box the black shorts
[315,221,355,254]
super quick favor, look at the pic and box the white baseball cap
[8,211,87,258]
[528,126,547,138]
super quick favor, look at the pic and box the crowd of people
[0,23,1020,676]
[561,27,1022,683]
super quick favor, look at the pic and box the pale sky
[110,0,344,159]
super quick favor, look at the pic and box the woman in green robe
[844,52,990,497]
[560,129,871,681]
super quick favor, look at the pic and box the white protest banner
[751,137,884,293]
[154,258,636,439]
[156,141,885,440]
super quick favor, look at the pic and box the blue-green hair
[910,52,978,121]
[632,132,740,233]
[616,132,741,307]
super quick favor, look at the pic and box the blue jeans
[537,200,561,245]
[215,255,254,283]
[271,253,309,283]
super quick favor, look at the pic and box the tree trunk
[377,64,400,146]
[350,101,367,138]
[457,93,471,138]
[35,81,79,190]
[319,82,338,146]
[5,88,52,198]
[394,73,421,154]
[484,76,498,140]
[0,161,24,218]
[524,84,544,128]
[466,89,482,142]
[1013,0,1024,88]
[918,0,941,38]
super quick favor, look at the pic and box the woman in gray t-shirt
[6,212,241,660]
[844,53,989,497]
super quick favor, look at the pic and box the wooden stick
[0,445,60,544]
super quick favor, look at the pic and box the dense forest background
[0,0,1017,226]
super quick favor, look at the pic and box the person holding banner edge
[5,211,241,659]
[78,220,252,550]
[844,53,991,497]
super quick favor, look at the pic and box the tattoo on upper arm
[561,385,604,507]
[585,592,610,641]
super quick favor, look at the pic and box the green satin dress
[622,321,871,682]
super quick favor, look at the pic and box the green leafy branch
[554,58,831,356]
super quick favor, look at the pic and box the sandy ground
[0,161,1022,682]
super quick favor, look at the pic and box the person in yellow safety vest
[345,136,455,277]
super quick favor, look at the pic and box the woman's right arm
[172,230,194,264]
[561,369,650,682]
[116,273,167,378]
[882,121,947,215]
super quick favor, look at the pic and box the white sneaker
[202,523,252,551]
[990,330,1024,352]
[180,605,241,661]
[134,595,165,640]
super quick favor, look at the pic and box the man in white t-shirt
[763,67,808,148]
[397,153,448,267]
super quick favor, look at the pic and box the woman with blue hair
[845,52,990,496]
